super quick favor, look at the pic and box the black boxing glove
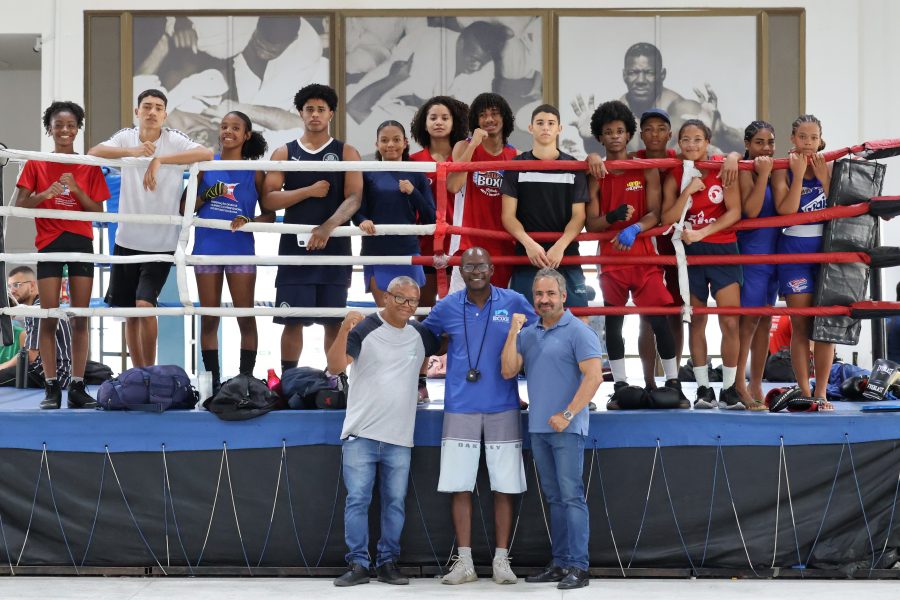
[605,204,630,225]
[862,358,900,401]
[840,375,869,400]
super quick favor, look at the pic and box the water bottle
[267,368,283,397]
[198,371,213,401]
[15,348,27,388]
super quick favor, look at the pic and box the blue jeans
[530,432,589,570]
[342,437,411,568]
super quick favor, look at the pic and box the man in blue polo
[501,267,602,590]
[423,247,536,585]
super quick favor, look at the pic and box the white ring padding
[0,148,437,173]
[0,206,436,237]
[1,306,432,319]
[0,252,419,266]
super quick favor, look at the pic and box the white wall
[2,0,898,364]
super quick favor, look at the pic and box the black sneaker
[718,385,746,410]
[557,567,590,589]
[694,385,716,409]
[376,560,409,585]
[334,563,370,587]
[40,379,62,410]
[664,378,691,409]
[67,380,98,409]
[606,381,628,410]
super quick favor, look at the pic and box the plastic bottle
[267,368,283,397]
[60,265,70,305]
[15,348,27,388]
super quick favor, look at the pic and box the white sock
[494,547,508,559]
[722,366,737,389]
[661,358,678,381]
[693,364,709,387]
[458,546,473,565]
[610,359,627,383]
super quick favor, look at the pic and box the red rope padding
[444,202,871,243]
[413,251,869,267]
[567,305,852,317]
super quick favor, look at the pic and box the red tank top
[410,148,453,256]
[456,142,517,254]
[670,164,735,244]
[597,170,656,273]
[634,148,677,178]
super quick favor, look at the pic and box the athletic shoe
[334,563,370,587]
[40,379,62,410]
[376,561,409,585]
[492,553,517,584]
[664,378,691,409]
[606,381,628,410]
[718,385,746,410]
[66,380,98,409]
[694,385,717,409]
[417,379,430,405]
[441,555,477,584]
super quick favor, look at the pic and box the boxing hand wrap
[605,204,630,225]
[615,223,641,249]
[863,358,900,401]
[203,181,227,201]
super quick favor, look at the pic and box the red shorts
[655,233,681,305]
[600,267,673,307]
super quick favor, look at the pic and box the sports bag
[97,365,199,412]
[204,374,283,421]
[281,367,348,409]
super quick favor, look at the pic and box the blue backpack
[97,365,199,412]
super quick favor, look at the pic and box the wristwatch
[562,409,574,421]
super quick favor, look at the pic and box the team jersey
[737,179,779,254]
[634,148,677,177]
[193,155,259,256]
[783,172,827,238]
[277,138,351,286]
[355,170,435,257]
[596,169,657,274]
[410,148,453,257]
[17,160,109,250]
[670,163,735,244]
[452,142,517,256]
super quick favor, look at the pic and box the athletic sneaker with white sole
[442,555,477,584]
[492,554,517,584]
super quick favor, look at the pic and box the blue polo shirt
[517,310,602,436]
[423,286,537,413]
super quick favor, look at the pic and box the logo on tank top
[323,153,340,162]
[801,192,826,212]
[707,185,724,204]
[688,211,717,228]
[625,180,644,192]
[472,171,503,196]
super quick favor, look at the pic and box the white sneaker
[492,553,517,584]
[441,555,477,585]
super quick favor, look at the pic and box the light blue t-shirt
[517,310,602,436]
[423,286,537,413]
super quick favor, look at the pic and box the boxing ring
[1,142,900,578]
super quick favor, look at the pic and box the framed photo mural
[131,14,331,157]
[557,13,759,159]
[343,15,543,158]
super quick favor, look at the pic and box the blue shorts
[684,241,742,304]
[363,263,426,293]
[777,235,822,296]
[274,283,348,326]
[510,264,590,307]
[741,264,778,307]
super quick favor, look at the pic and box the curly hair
[225,111,268,160]
[467,93,514,143]
[42,101,85,133]
[374,120,411,162]
[589,100,636,141]
[293,83,338,112]
[410,96,469,149]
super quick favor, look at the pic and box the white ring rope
[1,305,430,319]
[0,252,421,266]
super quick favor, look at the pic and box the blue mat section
[1,388,899,453]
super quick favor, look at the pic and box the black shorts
[274,283,348,326]
[105,244,173,307]
[37,232,95,279]
[684,241,743,303]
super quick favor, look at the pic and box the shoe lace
[494,554,513,570]
[446,555,471,574]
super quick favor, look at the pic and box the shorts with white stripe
[438,409,526,494]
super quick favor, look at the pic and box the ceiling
[0,34,42,70]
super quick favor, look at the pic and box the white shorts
[438,409,527,494]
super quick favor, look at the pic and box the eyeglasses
[461,263,491,273]
[7,281,34,290]
[391,294,420,307]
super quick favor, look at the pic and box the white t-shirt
[104,127,202,252]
